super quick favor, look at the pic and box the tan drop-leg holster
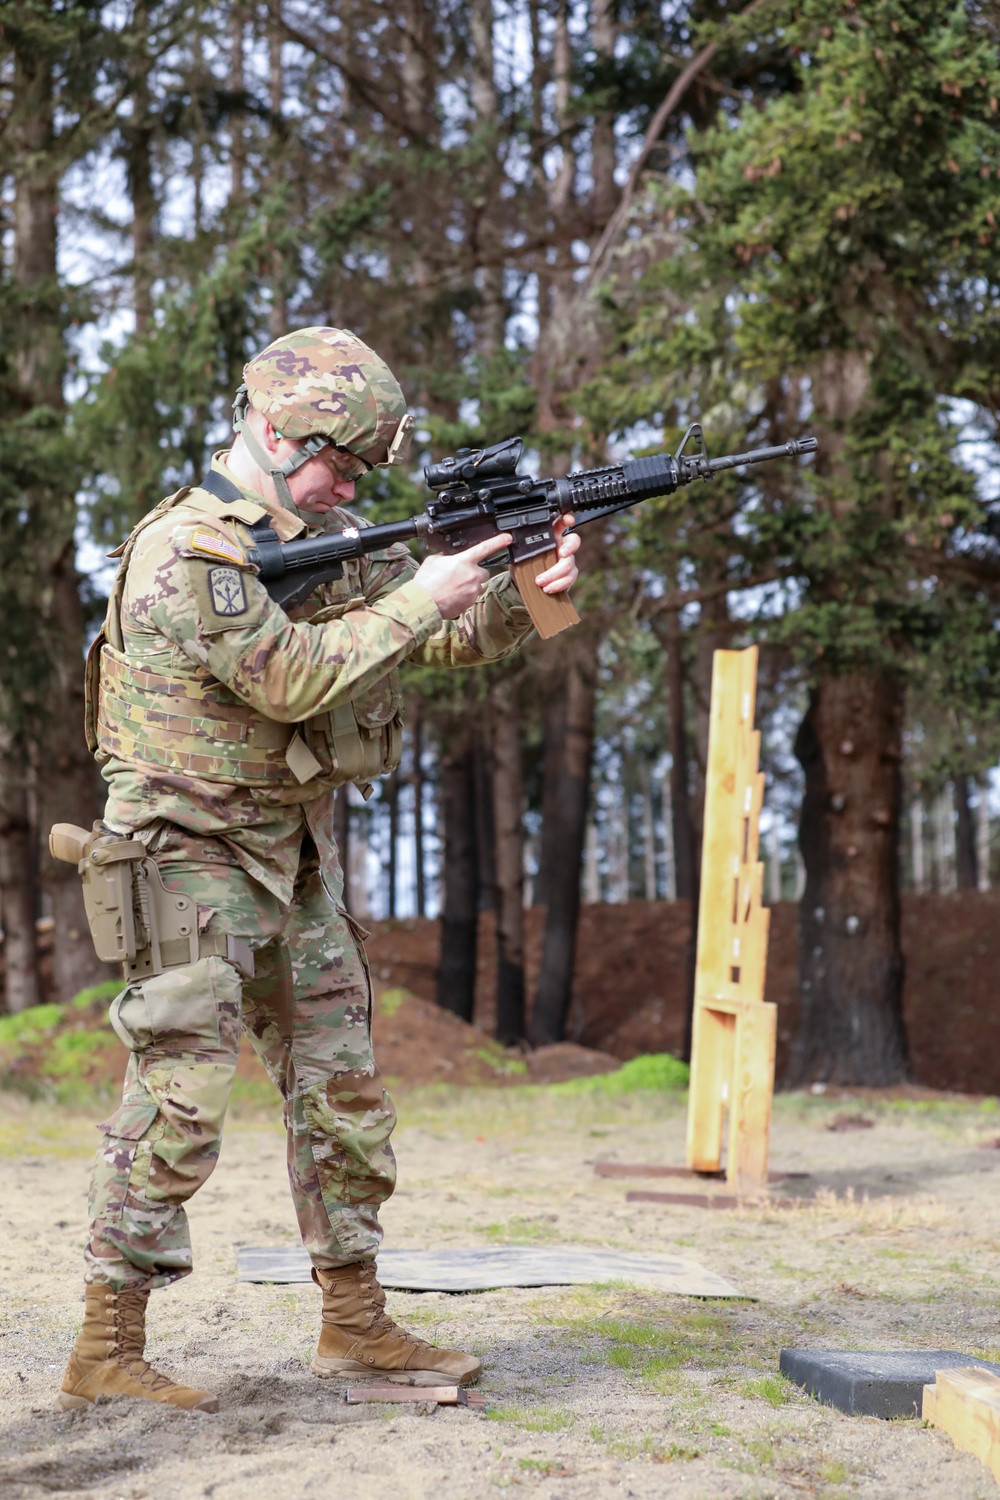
[49,823,253,982]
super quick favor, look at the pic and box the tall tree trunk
[411,704,426,917]
[659,765,676,899]
[691,579,732,847]
[474,725,497,913]
[267,0,287,338]
[0,748,39,1014]
[662,607,696,900]
[659,604,697,1058]
[435,723,479,1020]
[229,0,246,203]
[590,0,618,230]
[490,675,526,1044]
[37,558,107,1000]
[13,35,103,1003]
[976,776,991,892]
[642,763,657,900]
[529,637,598,1045]
[909,796,926,893]
[953,775,978,892]
[386,770,399,918]
[534,688,566,910]
[125,1,155,336]
[468,0,505,354]
[787,670,909,1086]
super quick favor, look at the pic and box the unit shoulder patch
[208,566,248,618]
[190,529,246,566]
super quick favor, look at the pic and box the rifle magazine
[511,551,580,639]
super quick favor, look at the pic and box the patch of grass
[470,1045,528,1077]
[589,1428,699,1462]
[562,1305,741,1386]
[740,1375,792,1408]
[549,1053,689,1096]
[516,1459,572,1476]
[482,1215,559,1244]
[486,1404,575,1433]
[820,1459,852,1483]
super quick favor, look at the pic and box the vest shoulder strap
[185,478,268,526]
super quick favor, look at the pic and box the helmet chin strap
[232,385,329,515]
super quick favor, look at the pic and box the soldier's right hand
[412,534,513,620]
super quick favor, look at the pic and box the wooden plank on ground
[922,1367,1000,1483]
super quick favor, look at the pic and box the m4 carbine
[248,424,817,637]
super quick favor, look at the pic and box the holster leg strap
[128,933,255,982]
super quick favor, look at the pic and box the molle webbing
[96,646,295,785]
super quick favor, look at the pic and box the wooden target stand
[595,646,808,1208]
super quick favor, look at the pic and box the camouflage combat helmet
[232,327,413,511]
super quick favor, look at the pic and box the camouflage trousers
[85,832,396,1290]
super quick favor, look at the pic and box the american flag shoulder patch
[189,529,245,566]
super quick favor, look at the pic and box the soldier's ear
[262,420,283,454]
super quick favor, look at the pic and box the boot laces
[109,1289,178,1395]
[355,1267,433,1352]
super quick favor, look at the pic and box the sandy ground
[2,1083,1000,1499]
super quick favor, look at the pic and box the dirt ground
[3,1060,1000,1499]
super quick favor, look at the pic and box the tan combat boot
[58,1283,219,1412]
[311,1262,481,1386]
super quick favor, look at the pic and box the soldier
[58,327,579,1413]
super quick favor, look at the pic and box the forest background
[1,0,999,1085]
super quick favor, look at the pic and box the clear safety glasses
[327,413,415,480]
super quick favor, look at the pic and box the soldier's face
[285,444,358,514]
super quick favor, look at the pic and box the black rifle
[247,423,817,629]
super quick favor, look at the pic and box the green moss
[0,1003,64,1045]
[549,1053,689,1096]
[47,1030,117,1076]
[71,981,122,1009]
[377,987,410,1018]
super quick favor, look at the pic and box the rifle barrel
[706,436,818,475]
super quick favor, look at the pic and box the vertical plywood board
[686,646,776,1188]
[687,1005,735,1174]
[727,1001,778,1193]
[693,651,750,1001]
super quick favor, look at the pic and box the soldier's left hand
[535,514,580,594]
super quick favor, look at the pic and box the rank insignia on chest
[208,566,248,617]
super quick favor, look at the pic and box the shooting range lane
[2,1089,1000,1499]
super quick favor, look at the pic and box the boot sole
[56,1390,219,1413]
[310,1357,481,1387]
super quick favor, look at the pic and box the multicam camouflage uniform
[85,328,533,1290]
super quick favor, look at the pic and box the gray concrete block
[779,1349,1000,1419]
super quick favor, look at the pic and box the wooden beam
[923,1367,1000,1483]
